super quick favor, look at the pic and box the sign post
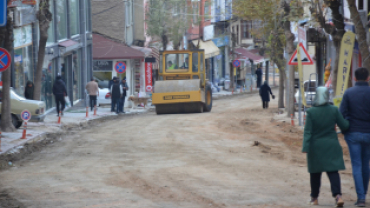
[20,110,31,139]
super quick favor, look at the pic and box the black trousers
[55,94,65,115]
[89,95,97,111]
[262,101,269,109]
[310,171,341,198]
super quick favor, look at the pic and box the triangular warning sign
[288,43,314,65]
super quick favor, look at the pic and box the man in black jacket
[52,75,67,116]
[110,77,122,114]
[119,78,129,113]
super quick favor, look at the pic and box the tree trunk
[283,23,295,116]
[347,0,370,71]
[278,69,285,108]
[0,11,16,132]
[34,0,52,101]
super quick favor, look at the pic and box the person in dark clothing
[259,81,273,109]
[108,76,118,90]
[119,78,129,113]
[24,81,34,100]
[43,73,53,109]
[255,66,263,88]
[53,75,68,116]
[340,67,370,207]
[110,78,122,114]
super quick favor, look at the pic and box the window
[358,0,364,10]
[192,1,199,24]
[69,0,79,36]
[57,0,67,39]
[165,53,189,73]
[204,1,210,20]
[47,0,55,44]
[192,53,198,72]
[236,25,239,45]
[41,59,55,109]
[200,53,204,72]
[242,21,251,38]
[14,46,33,97]
[72,50,82,100]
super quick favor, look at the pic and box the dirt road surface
[0,90,361,208]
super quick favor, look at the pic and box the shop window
[41,59,55,109]
[69,0,80,36]
[47,0,55,44]
[72,50,81,101]
[14,46,33,97]
[57,0,67,40]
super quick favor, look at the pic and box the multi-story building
[7,0,93,111]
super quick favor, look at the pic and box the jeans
[119,96,126,112]
[55,94,65,115]
[111,98,120,114]
[345,132,370,200]
[310,171,341,198]
[89,95,97,111]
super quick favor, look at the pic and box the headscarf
[313,86,329,107]
[263,81,268,86]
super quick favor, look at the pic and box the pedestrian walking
[119,78,129,113]
[339,67,370,207]
[24,81,34,100]
[52,75,68,116]
[86,78,99,111]
[255,66,263,88]
[259,81,274,109]
[302,87,349,207]
[110,77,122,114]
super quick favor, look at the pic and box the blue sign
[0,0,6,27]
[233,60,240,68]
[212,36,229,47]
[21,110,32,122]
[115,61,126,74]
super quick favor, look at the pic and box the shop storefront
[13,25,34,96]
[212,36,229,84]
[92,34,145,107]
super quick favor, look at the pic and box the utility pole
[231,32,236,91]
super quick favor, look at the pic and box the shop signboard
[145,62,153,92]
[212,36,229,47]
[93,60,113,71]
[8,0,36,7]
[0,0,6,27]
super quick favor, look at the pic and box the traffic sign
[0,48,11,72]
[233,60,240,68]
[288,43,314,65]
[115,61,126,74]
[0,0,6,27]
[20,110,32,122]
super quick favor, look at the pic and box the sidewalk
[0,105,153,155]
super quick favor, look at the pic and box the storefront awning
[234,48,264,64]
[58,40,80,54]
[93,34,145,59]
[192,39,220,59]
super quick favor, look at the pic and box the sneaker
[355,199,366,207]
[309,197,318,205]
[335,195,344,207]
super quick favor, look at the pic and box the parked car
[294,80,316,109]
[0,87,46,128]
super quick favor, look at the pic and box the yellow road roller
[152,50,212,114]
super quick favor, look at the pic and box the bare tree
[0,5,16,132]
[33,0,52,101]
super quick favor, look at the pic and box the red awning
[234,48,264,64]
[93,34,145,60]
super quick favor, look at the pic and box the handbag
[65,96,71,107]
[271,94,275,99]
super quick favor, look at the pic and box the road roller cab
[152,50,212,114]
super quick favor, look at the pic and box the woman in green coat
[302,87,349,207]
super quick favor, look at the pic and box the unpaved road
[0,91,362,208]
